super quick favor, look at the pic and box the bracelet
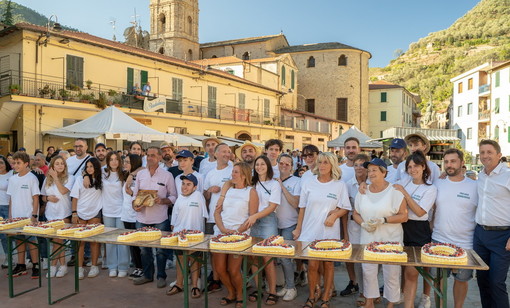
[219,195,226,198]
[72,210,77,213]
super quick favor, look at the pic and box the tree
[393,48,404,58]
[2,0,14,26]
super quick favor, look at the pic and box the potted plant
[80,93,95,104]
[86,80,93,89]
[9,84,20,94]
[108,89,117,97]
[38,85,51,98]
[95,92,108,109]
[59,89,70,100]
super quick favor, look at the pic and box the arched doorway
[236,132,252,141]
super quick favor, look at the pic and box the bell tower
[149,0,199,61]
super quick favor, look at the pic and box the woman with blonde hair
[293,152,351,308]
[41,155,75,277]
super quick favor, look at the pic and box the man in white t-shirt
[235,141,261,169]
[339,137,360,184]
[299,145,319,185]
[432,148,477,308]
[265,139,283,179]
[94,143,107,167]
[66,138,91,176]
[7,152,41,278]
[386,138,407,184]
[397,133,440,184]
[199,137,220,176]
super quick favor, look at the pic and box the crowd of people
[0,133,509,308]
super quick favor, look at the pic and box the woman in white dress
[213,162,258,308]
[42,155,75,278]
[353,158,408,308]
[293,152,351,308]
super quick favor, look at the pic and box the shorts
[251,212,277,239]
[430,240,473,282]
[403,219,431,247]
[78,210,102,221]
[205,223,215,235]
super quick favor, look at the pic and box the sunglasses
[301,153,317,158]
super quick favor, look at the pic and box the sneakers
[47,266,57,278]
[157,278,167,288]
[340,280,359,296]
[207,280,222,293]
[276,288,297,301]
[109,270,118,278]
[78,267,85,280]
[41,258,48,270]
[129,268,143,280]
[31,265,40,279]
[88,265,99,278]
[133,276,154,285]
[118,270,128,278]
[165,259,175,270]
[10,264,27,277]
[418,294,431,308]
[56,266,68,278]
[298,270,308,287]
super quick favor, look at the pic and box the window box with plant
[9,84,20,94]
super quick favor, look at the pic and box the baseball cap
[390,138,406,149]
[363,158,388,169]
[176,150,193,159]
[18,147,26,151]
[94,143,106,150]
[180,173,198,186]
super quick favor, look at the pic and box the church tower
[149,0,199,61]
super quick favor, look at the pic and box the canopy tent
[187,135,264,147]
[327,126,382,148]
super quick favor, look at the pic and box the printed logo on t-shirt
[326,193,337,200]
[221,177,230,183]
[189,202,199,207]
[411,194,422,202]
[457,192,471,200]
[21,184,29,190]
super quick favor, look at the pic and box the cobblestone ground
[0,252,508,307]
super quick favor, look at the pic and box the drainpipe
[359,52,363,130]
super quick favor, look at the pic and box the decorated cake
[364,241,407,262]
[421,242,468,265]
[73,224,105,238]
[56,224,88,236]
[23,222,56,234]
[117,227,162,242]
[252,235,295,255]
[43,219,66,229]
[0,217,31,230]
[210,232,252,250]
[308,239,352,258]
[160,229,204,246]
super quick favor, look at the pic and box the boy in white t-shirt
[167,174,208,298]
[7,152,41,278]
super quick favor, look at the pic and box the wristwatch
[32,214,38,218]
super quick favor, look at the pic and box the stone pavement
[1,250,505,308]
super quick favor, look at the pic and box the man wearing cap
[235,141,261,168]
[386,138,407,184]
[160,142,177,169]
[66,138,91,176]
[199,137,220,176]
[94,143,107,167]
[474,139,510,308]
[173,150,204,194]
[397,133,440,184]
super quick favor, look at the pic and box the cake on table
[56,224,88,236]
[252,235,295,255]
[23,222,56,234]
[308,239,352,258]
[73,224,105,238]
[421,242,468,265]
[209,232,252,250]
[0,217,31,230]
[364,241,408,262]
[160,229,204,246]
[43,219,66,229]
[117,226,162,242]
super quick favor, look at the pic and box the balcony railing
[479,84,490,94]
[280,115,331,134]
[478,110,490,121]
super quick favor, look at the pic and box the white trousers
[362,263,401,303]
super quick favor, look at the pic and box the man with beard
[94,143,107,167]
[235,141,261,168]
[431,148,477,308]
[340,137,360,184]
[160,142,177,169]
[386,138,407,184]
[66,138,91,176]
[199,137,221,176]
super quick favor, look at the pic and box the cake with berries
[364,241,407,262]
[421,242,467,265]
[0,217,31,230]
[23,223,56,234]
[56,224,87,236]
[73,224,105,238]
[117,227,162,242]
[308,239,352,258]
[160,229,204,246]
[209,232,252,250]
[252,235,295,255]
[43,219,66,229]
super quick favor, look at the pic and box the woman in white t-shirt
[0,155,14,258]
[70,157,103,279]
[213,162,258,308]
[392,151,437,308]
[293,152,351,308]
[121,154,144,279]
[41,156,75,278]
[102,152,129,278]
[353,158,407,308]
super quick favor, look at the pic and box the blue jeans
[136,220,170,280]
[474,224,510,308]
[278,224,296,289]
[0,205,10,254]
[103,216,129,271]
[251,212,278,238]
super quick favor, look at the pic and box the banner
[143,96,167,113]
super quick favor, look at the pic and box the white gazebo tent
[327,126,382,148]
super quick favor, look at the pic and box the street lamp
[38,15,63,47]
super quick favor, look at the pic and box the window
[238,93,246,109]
[457,105,463,117]
[158,47,164,54]
[495,125,500,141]
[338,55,347,66]
[126,67,148,93]
[187,16,193,35]
[307,56,315,68]
[467,102,473,115]
[211,55,217,58]
[458,82,463,93]
[467,127,472,139]
[305,99,315,113]
[495,98,500,113]
[381,92,387,102]
[508,127,510,143]
[242,52,250,60]
[158,13,166,33]
[66,55,84,88]
[263,99,270,117]
[207,86,217,118]
[172,78,183,102]
[468,78,473,90]
[380,111,387,121]
[188,49,193,61]
[495,71,500,87]
[336,98,348,121]
[291,70,295,89]
[281,66,286,86]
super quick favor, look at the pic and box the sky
[12,0,481,67]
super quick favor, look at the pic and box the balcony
[479,84,490,97]
[280,115,331,134]
[478,109,490,122]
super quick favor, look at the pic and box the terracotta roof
[369,84,403,90]
[274,42,371,57]
[247,57,279,63]
[191,56,243,66]
[281,108,352,125]
[3,23,281,94]
[200,34,286,48]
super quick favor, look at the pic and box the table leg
[242,255,248,308]
[257,256,262,308]
[7,236,41,297]
[7,235,13,298]
[47,239,79,304]
[203,252,208,308]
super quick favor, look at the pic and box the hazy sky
[13,0,481,67]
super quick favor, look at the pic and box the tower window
[307,56,315,68]
[338,55,347,66]
[187,16,193,35]
[158,47,164,54]
[158,13,166,33]
[188,49,193,61]
[242,52,250,60]
[211,55,217,58]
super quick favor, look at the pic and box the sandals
[319,300,330,308]
[220,297,236,306]
[191,287,201,299]
[265,293,278,305]
[248,290,259,302]
[235,300,244,308]
[303,298,315,308]
[166,285,183,296]
[356,295,367,306]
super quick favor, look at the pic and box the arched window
[281,66,286,86]
[307,56,315,68]
[291,70,295,89]
[158,13,166,33]
[242,52,250,60]
[187,16,193,35]
[158,47,165,54]
[188,49,193,61]
[211,55,217,58]
[338,55,347,66]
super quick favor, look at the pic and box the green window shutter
[380,111,387,121]
[291,70,295,89]
[66,55,84,88]
[172,78,183,101]
[495,98,500,113]
[140,70,148,87]
[381,92,387,102]
[495,71,500,87]
[238,93,246,109]
[127,68,134,92]
[281,66,286,86]
[508,127,510,143]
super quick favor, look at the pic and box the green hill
[372,0,510,111]
[0,0,78,31]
